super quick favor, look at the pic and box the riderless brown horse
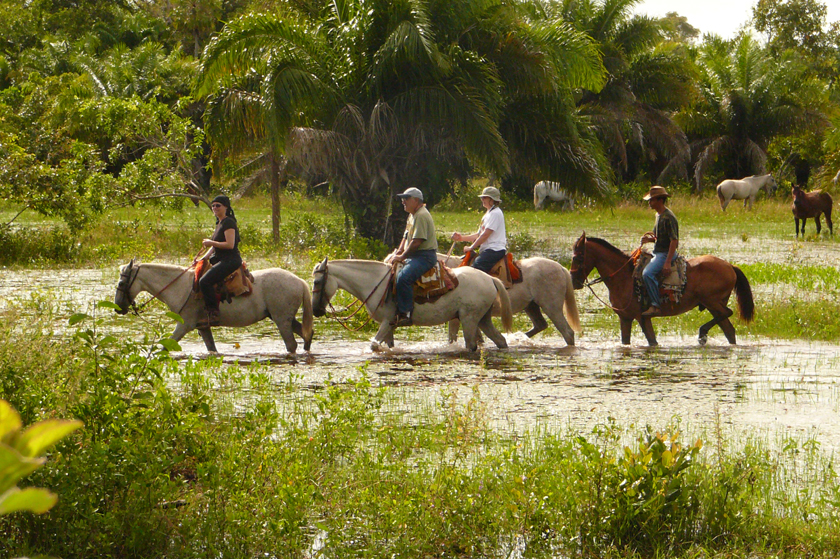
[569,233,754,346]
[792,185,833,237]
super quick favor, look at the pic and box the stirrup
[199,309,221,327]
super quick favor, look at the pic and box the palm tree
[550,0,694,185]
[677,33,829,190]
[196,0,608,243]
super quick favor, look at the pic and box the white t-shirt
[479,206,506,251]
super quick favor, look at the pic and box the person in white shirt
[451,186,507,273]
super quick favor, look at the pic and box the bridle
[116,260,195,316]
[116,262,141,314]
[571,243,641,314]
[313,262,394,331]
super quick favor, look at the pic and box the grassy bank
[0,304,839,558]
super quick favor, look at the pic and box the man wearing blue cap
[385,187,438,326]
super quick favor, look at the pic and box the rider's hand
[451,232,462,242]
[640,233,655,244]
[202,239,214,248]
[662,264,671,276]
[464,245,475,253]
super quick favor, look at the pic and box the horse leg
[460,312,481,352]
[620,317,633,345]
[274,317,298,354]
[372,321,395,351]
[448,318,461,343]
[698,305,734,345]
[795,217,802,237]
[826,211,834,235]
[815,215,822,235]
[478,309,508,349]
[638,316,658,346]
[523,301,549,338]
[537,300,575,346]
[197,327,218,353]
[292,319,313,352]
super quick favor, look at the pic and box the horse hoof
[698,335,708,346]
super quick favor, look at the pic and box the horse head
[570,232,589,289]
[114,257,138,315]
[766,174,778,196]
[311,257,331,317]
[792,184,805,205]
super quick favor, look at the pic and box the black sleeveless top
[209,216,241,264]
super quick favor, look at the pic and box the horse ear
[315,257,328,272]
[128,257,136,268]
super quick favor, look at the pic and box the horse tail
[562,267,582,333]
[534,182,542,209]
[492,277,514,332]
[733,266,754,323]
[300,279,314,343]
[717,183,726,209]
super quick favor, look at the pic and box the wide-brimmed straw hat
[642,186,670,200]
[478,186,502,202]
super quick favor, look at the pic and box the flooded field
[3,228,840,454]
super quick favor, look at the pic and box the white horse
[440,255,581,346]
[312,258,513,352]
[114,259,314,353]
[534,181,575,210]
[833,169,840,186]
[716,174,777,211]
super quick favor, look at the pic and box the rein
[581,246,642,314]
[122,249,204,316]
[316,266,394,332]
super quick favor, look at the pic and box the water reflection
[3,267,840,453]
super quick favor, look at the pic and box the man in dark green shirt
[640,186,679,316]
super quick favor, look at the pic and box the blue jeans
[643,251,677,308]
[396,249,438,315]
[472,248,506,274]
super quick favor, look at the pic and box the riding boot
[391,312,413,327]
[198,308,221,327]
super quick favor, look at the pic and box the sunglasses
[211,203,224,208]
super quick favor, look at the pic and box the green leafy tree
[197,0,607,243]
[0,399,82,517]
[661,11,700,44]
[556,0,694,185]
[678,34,829,190]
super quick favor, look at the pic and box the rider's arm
[466,228,493,252]
[664,239,678,270]
[393,238,423,262]
[202,228,236,250]
[452,231,479,243]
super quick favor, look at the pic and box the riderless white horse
[440,254,581,346]
[114,259,314,353]
[534,181,575,210]
[716,174,777,211]
[833,169,840,186]
[312,258,513,352]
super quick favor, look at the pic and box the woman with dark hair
[198,195,242,326]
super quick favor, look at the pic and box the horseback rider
[385,187,438,327]
[198,195,242,326]
[640,186,679,317]
[451,186,507,273]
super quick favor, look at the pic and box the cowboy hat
[643,186,670,200]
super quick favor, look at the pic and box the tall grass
[1,302,839,558]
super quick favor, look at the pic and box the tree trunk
[270,153,282,243]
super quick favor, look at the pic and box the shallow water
[2,258,839,452]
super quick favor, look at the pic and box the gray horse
[114,259,313,353]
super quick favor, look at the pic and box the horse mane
[587,237,631,259]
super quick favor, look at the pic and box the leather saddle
[632,251,688,306]
[393,260,460,304]
[193,260,255,304]
[460,252,523,288]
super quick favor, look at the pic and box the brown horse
[792,185,833,237]
[569,233,754,346]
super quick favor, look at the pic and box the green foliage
[0,400,82,516]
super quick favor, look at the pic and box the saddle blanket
[632,251,687,307]
[459,252,523,288]
[393,260,459,304]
